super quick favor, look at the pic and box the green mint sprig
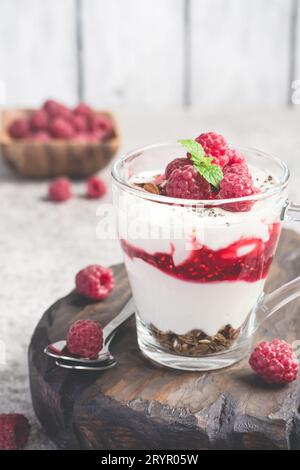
[178,139,223,188]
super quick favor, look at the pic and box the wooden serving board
[29,229,300,450]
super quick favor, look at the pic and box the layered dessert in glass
[112,133,287,370]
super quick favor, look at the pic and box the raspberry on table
[48,177,72,202]
[166,165,212,199]
[226,148,246,166]
[87,176,107,199]
[249,339,298,384]
[8,119,30,139]
[165,158,192,179]
[49,117,74,139]
[30,110,48,131]
[67,319,103,359]
[219,165,255,211]
[196,132,229,167]
[75,265,114,300]
[0,414,30,450]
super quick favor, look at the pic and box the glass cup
[112,142,300,371]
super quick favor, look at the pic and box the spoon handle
[103,297,135,342]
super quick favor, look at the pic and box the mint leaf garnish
[178,139,223,188]
[195,160,223,188]
[178,139,206,160]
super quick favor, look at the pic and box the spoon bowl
[55,357,117,371]
[45,338,114,364]
[44,297,135,369]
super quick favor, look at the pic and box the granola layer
[150,324,239,356]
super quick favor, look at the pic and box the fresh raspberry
[29,131,50,142]
[87,176,107,199]
[67,320,103,359]
[196,132,229,167]
[88,115,114,138]
[73,132,89,142]
[43,99,61,115]
[96,115,114,136]
[219,165,255,211]
[74,102,93,118]
[43,100,71,120]
[30,110,48,131]
[74,131,104,142]
[225,162,250,176]
[0,414,30,450]
[8,119,30,139]
[87,115,99,132]
[249,339,298,384]
[165,158,192,179]
[166,165,212,199]
[88,130,107,142]
[75,265,114,300]
[71,114,88,133]
[49,117,74,139]
[48,177,72,202]
[226,148,246,166]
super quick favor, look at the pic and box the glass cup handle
[255,277,300,331]
[254,200,300,331]
[282,200,300,222]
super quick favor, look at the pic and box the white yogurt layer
[125,258,265,336]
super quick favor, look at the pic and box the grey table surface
[0,108,300,450]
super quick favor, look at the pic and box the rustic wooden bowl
[0,109,120,178]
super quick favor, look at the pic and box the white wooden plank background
[0,0,78,107]
[0,0,299,109]
[190,0,293,109]
[81,0,185,108]
[292,0,300,103]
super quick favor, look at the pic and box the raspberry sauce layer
[121,223,280,283]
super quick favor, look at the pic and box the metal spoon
[55,357,117,371]
[45,297,135,368]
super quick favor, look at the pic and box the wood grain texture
[0,0,298,109]
[190,0,292,109]
[29,230,300,450]
[81,0,185,108]
[0,0,78,107]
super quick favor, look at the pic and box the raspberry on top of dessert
[135,132,260,213]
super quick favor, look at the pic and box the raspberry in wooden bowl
[0,100,120,178]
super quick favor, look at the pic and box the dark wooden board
[29,229,300,450]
